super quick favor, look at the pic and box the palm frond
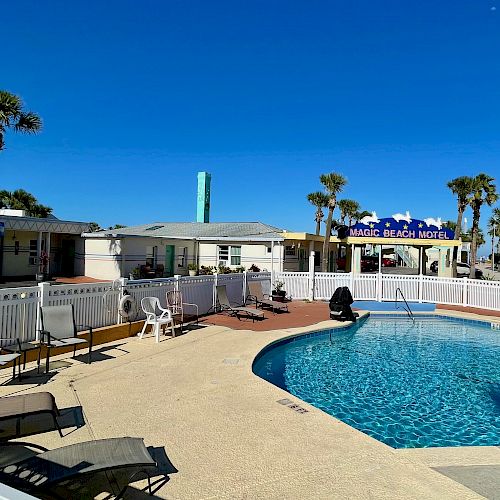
[14,111,42,134]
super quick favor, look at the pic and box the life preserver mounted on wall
[118,292,138,321]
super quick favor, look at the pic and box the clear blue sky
[2,1,499,252]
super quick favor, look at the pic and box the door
[165,245,175,276]
[61,239,75,276]
[298,248,307,272]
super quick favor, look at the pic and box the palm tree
[338,199,360,226]
[0,189,52,218]
[0,91,42,150]
[355,210,371,222]
[468,174,498,278]
[319,172,347,272]
[447,176,474,276]
[488,207,500,265]
[306,192,329,235]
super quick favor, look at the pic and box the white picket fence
[0,271,498,346]
[0,272,271,345]
[275,272,500,312]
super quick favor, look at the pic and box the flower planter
[189,270,197,276]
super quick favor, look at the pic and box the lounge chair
[139,297,175,342]
[0,437,157,498]
[247,281,289,314]
[166,290,199,333]
[0,348,21,383]
[40,304,93,374]
[0,392,63,440]
[216,285,264,322]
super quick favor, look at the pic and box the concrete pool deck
[1,309,499,498]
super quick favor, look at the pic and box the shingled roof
[83,222,285,241]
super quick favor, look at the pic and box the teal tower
[196,171,211,223]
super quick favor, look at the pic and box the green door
[165,245,175,276]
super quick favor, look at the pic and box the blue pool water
[253,316,500,448]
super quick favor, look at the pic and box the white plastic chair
[139,297,175,343]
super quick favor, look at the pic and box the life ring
[118,293,138,321]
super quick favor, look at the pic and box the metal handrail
[395,287,415,323]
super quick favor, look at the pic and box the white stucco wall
[83,236,196,279]
[2,229,85,277]
[197,241,283,272]
[2,229,40,276]
[84,238,123,280]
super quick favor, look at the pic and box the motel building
[283,214,462,278]
[81,214,461,281]
[0,209,90,280]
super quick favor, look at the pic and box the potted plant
[36,250,49,282]
[129,267,140,280]
[272,280,286,298]
[188,263,198,276]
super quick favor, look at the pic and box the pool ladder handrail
[395,287,415,323]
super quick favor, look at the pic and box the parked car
[457,262,483,279]
[382,257,396,267]
[361,255,379,272]
[335,255,379,272]
[430,261,482,278]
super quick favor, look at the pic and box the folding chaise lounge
[216,285,264,322]
[0,392,63,441]
[39,304,93,373]
[0,437,157,498]
[0,352,21,383]
[247,281,289,314]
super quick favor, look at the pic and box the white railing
[1,271,499,345]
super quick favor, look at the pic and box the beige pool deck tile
[0,312,494,499]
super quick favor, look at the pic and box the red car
[382,258,397,267]
[336,256,379,272]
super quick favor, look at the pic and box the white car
[457,262,483,279]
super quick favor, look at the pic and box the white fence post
[174,275,181,292]
[36,281,51,340]
[376,272,382,302]
[462,277,468,307]
[350,272,355,299]
[308,265,315,301]
[117,277,128,325]
[418,274,423,303]
[213,272,218,311]
[243,270,247,304]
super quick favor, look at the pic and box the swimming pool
[253,315,500,448]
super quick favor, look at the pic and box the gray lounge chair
[0,437,157,498]
[0,392,62,440]
[0,352,21,383]
[40,304,93,373]
[0,392,63,440]
[247,281,289,314]
[216,285,264,322]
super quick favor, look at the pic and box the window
[230,246,241,265]
[146,246,157,266]
[266,246,272,254]
[285,245,296,256]
[178,247,187,267]
[29,240,37,265]
[217,245,241,266]
[218,245,229,266]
